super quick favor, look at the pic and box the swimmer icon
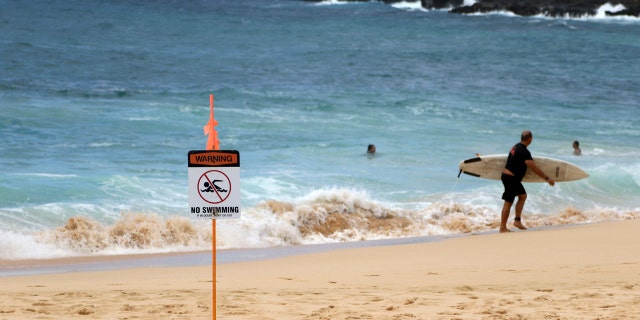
[197,170,231,204]
[201,180,227,193]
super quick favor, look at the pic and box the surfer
[500,130,555,233]
[573,140,581,155]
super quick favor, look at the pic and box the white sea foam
[216,188,640,249]
[1,186,638,260]
[0,230,69,260]
[89,142,117,147]
[18,173,78,178]
[315,0,350,6]
[390,1,426,11]
[594,3,627,19]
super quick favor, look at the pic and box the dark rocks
[301,0,640,17]
[435,0,640,17]
[425,0,465,8]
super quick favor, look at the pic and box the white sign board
[188,150,240,219]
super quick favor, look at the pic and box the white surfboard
[458,154,589,182]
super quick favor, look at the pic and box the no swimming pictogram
[197,170,231,204]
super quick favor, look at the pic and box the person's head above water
[573,140,581,155]
[367,144,376,154]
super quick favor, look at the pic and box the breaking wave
[2,189,638,260]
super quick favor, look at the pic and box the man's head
[521,130,533,145]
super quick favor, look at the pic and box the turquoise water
[1,0,639,259]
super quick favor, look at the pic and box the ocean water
[1,0,639,260]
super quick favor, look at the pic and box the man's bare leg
[513,194,527,230]
[500,201,513,233]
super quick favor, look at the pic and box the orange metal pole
[212,219,216,320]
[207,94,218,320]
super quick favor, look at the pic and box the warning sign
[188,150,240,219]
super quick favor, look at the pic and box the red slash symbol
[197,170,231,204]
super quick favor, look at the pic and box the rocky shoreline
[305,0,640,17]
[432,0,640,17]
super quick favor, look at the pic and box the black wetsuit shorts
[501,173,526,203]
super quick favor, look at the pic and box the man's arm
[525,160,555,186]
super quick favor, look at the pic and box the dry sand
[1,219,639,319]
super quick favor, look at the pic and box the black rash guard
[505,142,532,180]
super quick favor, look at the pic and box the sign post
[188,95,240,320]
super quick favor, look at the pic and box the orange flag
[203,94,220,151]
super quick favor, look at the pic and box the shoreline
[0,231,463,278]
[0,220,623,277]
[1,219,638,319]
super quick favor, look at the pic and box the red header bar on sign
[188,150,240,167]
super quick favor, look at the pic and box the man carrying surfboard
[500,130,555,233]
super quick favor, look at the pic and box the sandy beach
[2,219,639,319]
